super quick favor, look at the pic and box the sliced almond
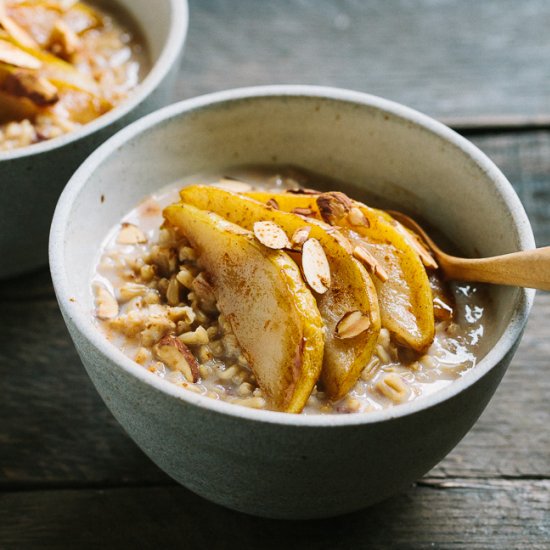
[348,206,369,227]
[0,13,39,50]
[117,222,147,245]
[316,192,353,225]
[214,177,252,193]
[153,335,199,382]
[331,229,353,254]
[2,70,58,105]
[401,227,438,269]
[292,207,315,217]
[289,226,311,250]
[48,19,80,59]
[433,297,453,321]
[266,198,279,210]
[286,187,319,195]
[253,220,291,250]
[95,285,118,319]
[353,244,389,282]
[301,238,331,294]
[335,310,371,339]
[0,40,42,69]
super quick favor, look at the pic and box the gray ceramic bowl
[0,0,188,279]
[50,86,535,519]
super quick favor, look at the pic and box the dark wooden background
[1,1,549,548]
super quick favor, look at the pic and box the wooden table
[1,1,549,547]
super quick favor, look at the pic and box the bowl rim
[50,84,536,427]
[0,0,188,161]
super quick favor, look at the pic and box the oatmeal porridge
[92,174,487,414]
[0,0,148,151]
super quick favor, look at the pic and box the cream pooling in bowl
[92,171,489,415]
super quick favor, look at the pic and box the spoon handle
[442,247,550,290]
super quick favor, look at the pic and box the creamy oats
[92,174,488,415]
[0,0,148,151]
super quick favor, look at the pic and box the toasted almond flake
[117,222,147,245]
[266,197,279,209]
[153,335,199,382]
[213,178,252,193]
[332,230,353,254]
[253,220,291,249]
[301,238,331,293]
[433,296,453,321]
[335,310,371,339]
[95,285,118,319]
[0,14,39,49]
[292,207,315,217]
[290,226,311,249]
[286,187,319,195]
[405,230,438,269]
[352,244,389,282]
[316,192,353,225]
[348,206,369,227]
[0,40,41,69]
[390,220,438,269]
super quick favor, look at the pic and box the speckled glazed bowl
[0,0,188,279]
[50,86,535,519]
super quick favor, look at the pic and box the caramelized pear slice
[179,185,381,401]
[1,36,99,95]
[163,203,324,413]
[246,191,435,352]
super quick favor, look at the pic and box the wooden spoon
[388,210,550,291]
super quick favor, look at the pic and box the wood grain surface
[1,481,548,549]
[179,0,550,125]
[2,0,550,547]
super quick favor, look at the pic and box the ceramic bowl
[49,86,535,519]
[0,0,188,279]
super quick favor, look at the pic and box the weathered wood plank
[468,131,550,246]
[0,300,169,487]
[179,0,550,123]
[0,481,548,549]
[1,291,549,486]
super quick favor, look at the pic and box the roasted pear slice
[1,36,99,95]
[163,203,324,413]
[246,191,435,352]
[179,185,381,401]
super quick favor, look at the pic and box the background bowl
[0,0,188,279]
[50,86,535,519]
